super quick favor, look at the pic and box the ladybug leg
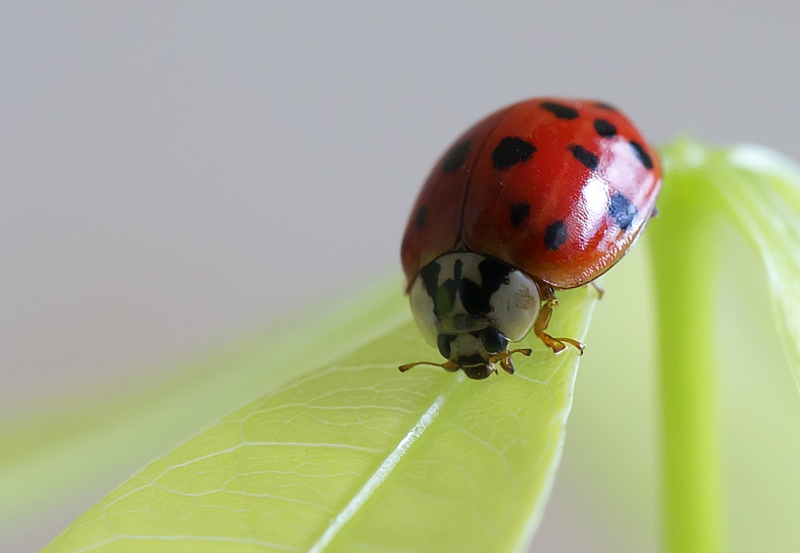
[399,359,459,373]
[488,348,532,374]
[589,281,605,299]
[534,298,566,353]
[534,288,585,355]
[500,356,515,375]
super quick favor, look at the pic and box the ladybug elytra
[399,98,661,379]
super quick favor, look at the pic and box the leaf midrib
[306,375,463,553]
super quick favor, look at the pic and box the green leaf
[720,144,800,392]
[558,223,800,552]
[41,284,597,553]
[649,139,800,553]
[661,139,800,393]
[1,279,408,527]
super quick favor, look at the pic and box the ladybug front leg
[534,287,585,355]
[499,356,515,375]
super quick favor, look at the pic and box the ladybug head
[400,252,541,379]
[437,328,505,379]
[398,329,533,379]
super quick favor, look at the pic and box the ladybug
[399,98,661,380]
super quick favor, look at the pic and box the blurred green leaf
[0,279,409,527]
[559,213,800,553]
[720,144,800,392]
[661,140,800,393]
[41,285,597,552]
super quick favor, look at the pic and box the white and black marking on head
[409,252,541,379]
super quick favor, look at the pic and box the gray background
[2,1,799,551]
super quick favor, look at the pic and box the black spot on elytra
[629,141,654,170]
[569,144,599,170]
[544,220,568,250]
[541,101,579,120]
[492,137,536,169]
[594,118,617,138]
[594,101,619,112]
[460,257,511,317]
[509,202,530,226]
[415,206,427,229]
[441,139,471,173]
[609,193,638,230]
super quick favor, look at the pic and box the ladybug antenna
[398,359,458,373]
[488,348,533,364]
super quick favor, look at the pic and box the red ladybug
[399,98,661,379]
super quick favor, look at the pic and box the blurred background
[2,2,800,551]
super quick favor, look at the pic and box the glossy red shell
[401,97,662,290]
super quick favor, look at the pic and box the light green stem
[649,169,725,553]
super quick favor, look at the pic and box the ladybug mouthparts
[456,354,495,380]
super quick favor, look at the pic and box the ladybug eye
[480,328,509,354]
[437,334,456,359]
